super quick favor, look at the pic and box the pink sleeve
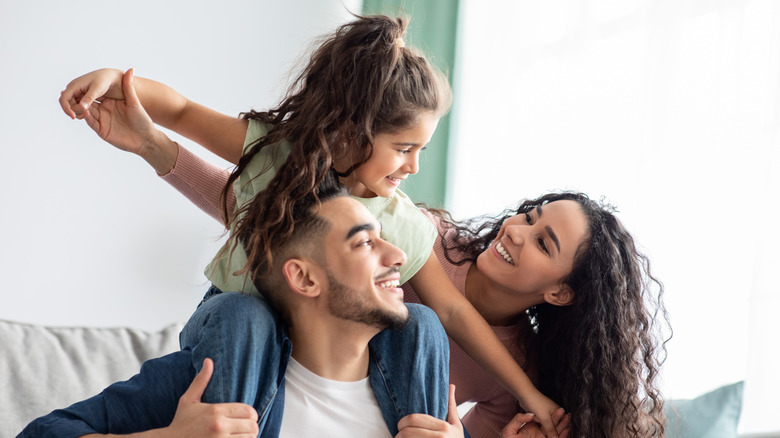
[159,144,237,225]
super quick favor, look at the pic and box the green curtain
[362,0,459,208]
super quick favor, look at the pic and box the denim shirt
[19,303,455,438]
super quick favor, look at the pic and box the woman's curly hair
[220,14,450,280]
[432,192,671,437]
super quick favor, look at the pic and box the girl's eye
[525,213,533,224]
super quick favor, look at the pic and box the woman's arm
[408,251,561,438]
[161,144,237,225]
[60,68,247,164]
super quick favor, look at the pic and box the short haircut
[246,171,349,319]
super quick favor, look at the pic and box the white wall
[0,0,360,331]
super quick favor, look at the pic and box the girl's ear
[281,258,322,298]
[544,284,574,307]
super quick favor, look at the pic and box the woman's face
[476,199,589,298]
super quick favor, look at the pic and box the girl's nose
[404,152,420,175]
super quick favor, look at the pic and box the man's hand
[80,358,258,438]
[160,357,259,438]
[501,408,571,438]
[396,384,464,437]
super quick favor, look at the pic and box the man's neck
[288,317,379,382]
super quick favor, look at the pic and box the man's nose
[382,240,407,267]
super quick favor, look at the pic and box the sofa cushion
[0,319,181,437]
[664,381,745,438]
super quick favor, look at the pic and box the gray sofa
[1,318,181,437]
[2,317,774,438]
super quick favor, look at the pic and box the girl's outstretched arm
[408,251,562,438]
[79,69,237,225]
[60,68,247,164]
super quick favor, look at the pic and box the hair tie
[395,37,405,48]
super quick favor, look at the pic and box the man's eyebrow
[346,223,375,240]
[537,205,561,254]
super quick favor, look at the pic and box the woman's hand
[60,68,125,120]
[501,408,570,438]
[81,68,178,174]
[396,385,464,438]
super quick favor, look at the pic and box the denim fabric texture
[19,291,452,437]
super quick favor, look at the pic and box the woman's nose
[504,225,526,246]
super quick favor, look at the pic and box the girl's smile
[343,112,440,198]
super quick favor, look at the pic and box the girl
[60,15,565,437]
[407,193,669,437]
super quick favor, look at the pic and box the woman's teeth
[496,242,514,265]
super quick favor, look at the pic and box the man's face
[317,197,409,330]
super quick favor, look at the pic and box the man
[20,187,464,437]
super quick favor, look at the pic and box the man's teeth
[378,279,400,288]
[496,242,514,265]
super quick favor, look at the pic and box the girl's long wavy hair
[433,192,671,437]
[223,14,451,279]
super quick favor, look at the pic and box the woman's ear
[281,258,322,298]
[545,284,574,306]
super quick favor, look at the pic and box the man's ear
[281,258,322,298]
[544,284,574,306]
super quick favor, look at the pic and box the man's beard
[325,270,409,331]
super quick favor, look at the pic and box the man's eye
[399,149,411,154]
[359,239,373,247]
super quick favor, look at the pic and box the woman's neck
[464,263,537,327]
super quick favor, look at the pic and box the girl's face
[476,200,588,299]
[344,113,440,198]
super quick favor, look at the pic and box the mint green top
[204,120,437,296]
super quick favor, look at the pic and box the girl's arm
[60,68,247,164]
[408,251,561,438]
[79,69,237,224]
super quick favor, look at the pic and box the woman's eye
[538,238,549,255]
[525,213,533,224]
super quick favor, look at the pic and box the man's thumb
[182,358,214,402]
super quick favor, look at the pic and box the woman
[405,192,669,437]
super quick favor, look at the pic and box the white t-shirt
[278,358,392,438]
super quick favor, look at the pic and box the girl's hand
[396,384,464,438]
[82,68,178,174]
[502,409,570,438]
[60,68,125,120]
[520,391,565,438]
